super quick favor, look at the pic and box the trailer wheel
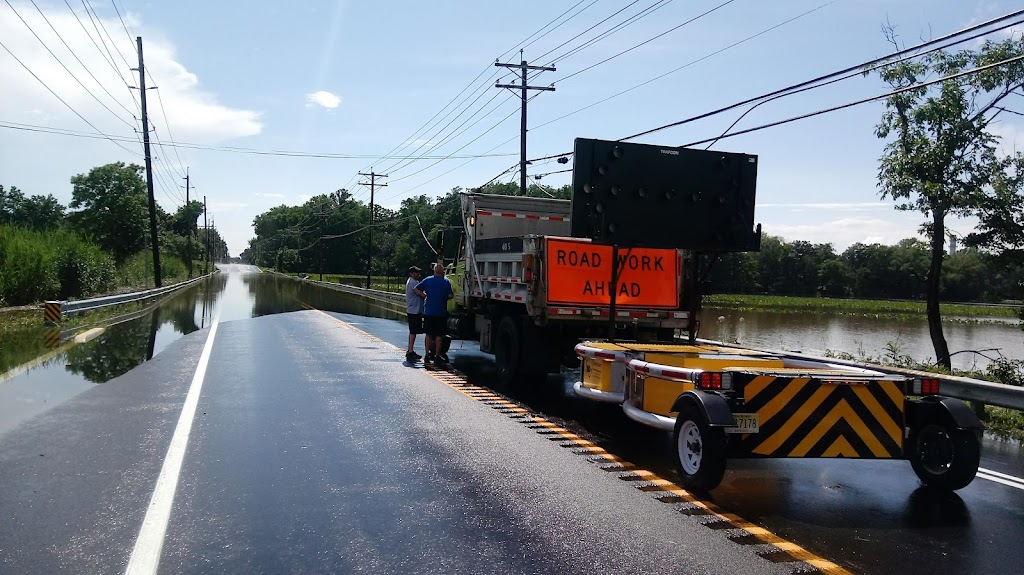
[673,404,727,492]
[909,424,980,491]
[495,316,521,384]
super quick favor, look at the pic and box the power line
[0,120,523,159]
[0,37,141,157]
[533,0,642,62]
[381,77,510,177]
[345,3,600,196]
[541,0,674,65]
[3,0,137,129]
[554,0,740,85]
[519,0,601,53]
[26,0,138,118]
[620,8,1024,142]
[673,52,1024,147]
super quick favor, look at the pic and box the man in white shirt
[405,266,429,362]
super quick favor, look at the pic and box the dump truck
[440,137,760,382]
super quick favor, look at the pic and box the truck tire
[495,316,522,384]
[908,423,980,491]
[673,403,727,492]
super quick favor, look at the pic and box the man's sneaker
[424,353,437,365]
[434,354,449,366]
[405,351,421,362]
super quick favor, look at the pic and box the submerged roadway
[1,265,1022,574]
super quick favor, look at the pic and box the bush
[53,237,115,299]
[0,225,115,305]
[116,250,189,287]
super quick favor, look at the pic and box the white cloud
[208,201,247,212]
[306,90,341,109]
[255,192,288,199]
[0,4,262,144]
[768,217,923,251]
[759,202,890,211]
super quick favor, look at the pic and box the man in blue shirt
[415,263,454,366]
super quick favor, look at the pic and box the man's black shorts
[424,315,446,337]
[407,313,424,335]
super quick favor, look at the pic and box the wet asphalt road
[0,269,785,575]
[1,265,1023,574]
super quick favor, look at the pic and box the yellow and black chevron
[735,375,905,459]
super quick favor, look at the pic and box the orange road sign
[545,237,679,309]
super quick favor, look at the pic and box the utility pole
[319,208,325,281]
[358,171,387,288]
[183,168,193,278]
[134,36,162,287]
[203,195,209,275]
[496,51,555,196]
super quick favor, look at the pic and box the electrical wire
[0,121,524,160]
[543,0,674,65]
[26,0,137,118]
[619,7,1024,142]
[0,38,141,157]
[673,52,1024,147]
[533,0,642,62]
[3,0,137,129]
[554,0,739,85]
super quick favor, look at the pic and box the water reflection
[700,307,1023,370]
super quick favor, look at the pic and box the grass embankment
[706,293,1019,320]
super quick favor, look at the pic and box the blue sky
[2,0,1022,256]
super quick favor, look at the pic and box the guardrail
[44,271,216,320]
[697,338,1024,412]
[270,271,406,304]
[287,281,1024,411]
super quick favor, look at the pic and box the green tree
[874,35,1024,368]
[67,162,149,263]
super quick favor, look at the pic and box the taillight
[697,372,732,390]
[913,378,940,395]
[522,254,534,283]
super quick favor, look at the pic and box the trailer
[573,342,983,491]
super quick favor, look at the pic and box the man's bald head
[433,263,445,276]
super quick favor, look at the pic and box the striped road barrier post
[43,301,62,325]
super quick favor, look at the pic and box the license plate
[726,413,759,434]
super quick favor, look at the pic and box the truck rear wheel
[495,316,522,384]
[673,403,727,492]
[909,423,979,491]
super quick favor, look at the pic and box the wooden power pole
[495,52,555,196]
[358,171,387,288]
[134,36,162,287]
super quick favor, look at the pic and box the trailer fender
[906,396,983,433]
[671,391,735,428]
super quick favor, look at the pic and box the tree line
[0,162,228,306]
[712,236,1020,302]
[243,181,570,276]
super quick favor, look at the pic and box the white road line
[977,467,1024,490]
[125,318,220,575]
[978,467,1024,484]
[977,471,1024,491]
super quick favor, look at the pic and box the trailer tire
[908,423,980,491]
[673,403,727,492]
